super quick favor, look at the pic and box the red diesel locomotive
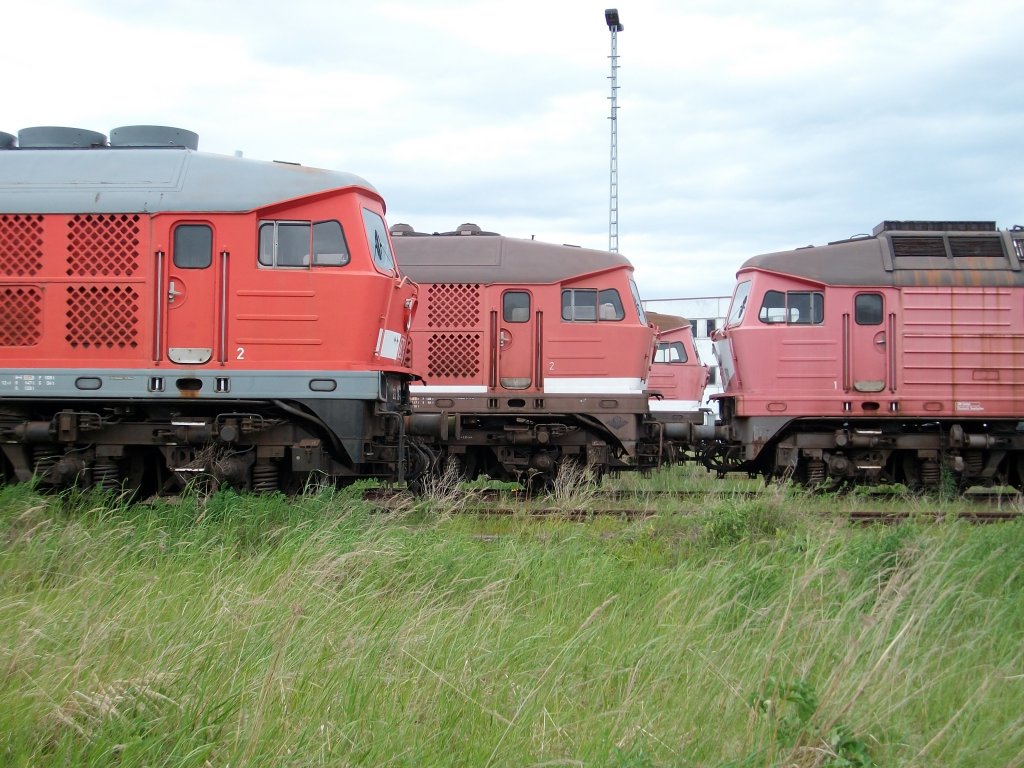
[391,223,663,489]
[645,311,711,462]
[0,125,421,494]
[708,220,1024,490]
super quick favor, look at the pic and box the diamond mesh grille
[66,214,141,277]
[0,215,44,276]
[427,333,481,379]
[427,283,480,328]
[65,285,140,349]
[0,286,43,346]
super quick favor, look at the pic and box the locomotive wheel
[523,470,556,497]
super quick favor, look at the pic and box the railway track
[362,487,1023,523]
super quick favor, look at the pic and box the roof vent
[0,131,15,150]
[872,220,997,235]
[18,126,107,148]
[109,125,198,150]
[439,223,500,236]
[389,223,416,236]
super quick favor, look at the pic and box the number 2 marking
[549,361,555,371]
[236,346,245,360]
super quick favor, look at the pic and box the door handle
[168,280,182,303]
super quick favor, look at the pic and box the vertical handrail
[888,312,897,393]
[218,250,229,363]
[488,310,498,389]
[534,310,544,390]
[841,312,850,392]
[153,250,165,363]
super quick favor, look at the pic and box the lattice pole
[605,9,624,253]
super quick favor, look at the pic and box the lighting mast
[605,8,623,253]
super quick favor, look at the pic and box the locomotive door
[497,290,535,390]
[160,222,218,364]
[849,292,887,392]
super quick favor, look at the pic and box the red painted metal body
[645,313,710,461]
[0,126,419,493]
[393,224,662,487]
[710,221,1024,489]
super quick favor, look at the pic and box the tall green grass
[0,472,1021,766]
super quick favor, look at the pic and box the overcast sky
[4,0,1022,298]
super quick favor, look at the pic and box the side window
[312,221,350,266]
[362,209,395,272]
[598,288,625,320]
[258,220,349,268]
[562,288,598,321]
[727,280,752,326]
[173,224,212,269]
[503,291,530,323]
[787,292,824,325]
[855,293,883,325]
[258,222,275,266]
[759,290,824,325]
[759,290,787,323]
[277,223,309,267]
[655,341,687,363]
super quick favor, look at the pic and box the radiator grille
[66,214,141,277]
[949,235,1006,259]
[427,333,481,379]
[0,286,43,346]
[0,215,44,276]
[427,283,480,329]
[892,236,946,259]
[65,285,140,349]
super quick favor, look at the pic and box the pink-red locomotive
[392,223,664,489]
[0,126,421,494]
[645,311,710,462]
[708,220,1024,490]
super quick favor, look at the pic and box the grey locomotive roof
[740,222,1024,288]
[646,311,690,333]
[392,229,634,284]
[0,147,378,214]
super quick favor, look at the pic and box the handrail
[153,250,164,363]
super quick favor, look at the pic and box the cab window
[759,290,824,325]
[726,280,752,326]
[258,220,350,268]
[562,288,625,321]
[655,341,687,363]
[362,209,395,272]
[629,279,647,324]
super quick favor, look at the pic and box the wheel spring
[32,446,59,479]
[806,458,826,485]
[252,461,278,493]
[93,458,120,492]
[921,459,940,487]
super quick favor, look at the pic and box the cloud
[4,0,1022,302]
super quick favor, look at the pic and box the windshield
[726,280,752,327]
[629,279,647,325]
